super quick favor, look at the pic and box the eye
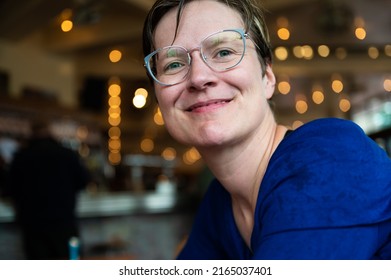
[216,48,234,58]
[209,46,238,62]
[163,60,186,74]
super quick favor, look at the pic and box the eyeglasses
[144,29,251,86]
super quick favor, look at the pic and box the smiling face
[153,0,276,149]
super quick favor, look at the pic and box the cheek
[229,68,264,96]
[154,86,173,111]
[155,83,188,114]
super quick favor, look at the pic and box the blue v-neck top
[177,118,391,259]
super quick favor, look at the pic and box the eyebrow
[167,48,178,57]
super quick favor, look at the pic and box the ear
[263,65,276,100]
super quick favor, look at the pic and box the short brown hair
[142,0,273,80]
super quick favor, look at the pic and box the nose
[186,51,217,90]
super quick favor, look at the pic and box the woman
[142,0,391,259]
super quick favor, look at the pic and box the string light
[108,84,121,97]
[301,45,314,60]
[368,46,379,59]
[293,46,303,58]
[107,78,122,165]
[331,74,344,94]
[162,147,176,161]
[140,138,154,153]
[317,45,330,58]
[109,50,122,63]
[312,90,325,105]
[275,47,289,61]
[183,147,201,165]
[133,88,148,109]
[339,98,351,113]
[61,20,73,32]
[355,27,367,40]
[295,97,308,114]
[278,81,291,95]
[277,28,290,41]
[133,95,147,108]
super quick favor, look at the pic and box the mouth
[186,99,233,112]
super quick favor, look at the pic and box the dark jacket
[6,136,91,227]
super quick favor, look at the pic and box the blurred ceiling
[0,0,390,160]
[2,0,390,76]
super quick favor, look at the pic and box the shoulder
[289,118,366,142]
[257,118,391,235]
[278,118,383,161]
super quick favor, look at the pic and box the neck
[199,120,287,211]
[197,115,287,249]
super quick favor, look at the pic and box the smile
[186,99,233,112]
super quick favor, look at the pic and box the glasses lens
[148,46,189,85]
[201,30,245,71]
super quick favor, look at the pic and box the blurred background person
[4,119,91,260]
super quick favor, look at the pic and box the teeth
[188,100,229,111]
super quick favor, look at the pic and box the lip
[186,99,233,112]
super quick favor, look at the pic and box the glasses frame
[144,29,250,86]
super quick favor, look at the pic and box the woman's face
[153,0,275,149]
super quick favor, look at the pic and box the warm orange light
[135,88,148,98]
[277,28,290,40]
[295,100,308,114]
[293,46,303,58]
[133,95,147,109]
[302,45,314,60]
[108,151,121,165]
[183,147,201,165]
[312,90,325,105]
[108,96,121,108]
[275,47,289,61]
[108,107,121,118]
[278,81,291,95]
[368,47,379,59]
[355,27,366,40]
[318,45,330,57]
[162,147,177,161]
[109,50,122,63]
[140,138,154,153]
[108,84,121,97]
[332,80,344,94]
[108,126,121,139]
[339,98,351,112]
[108,139,121,151]
[108,116,121,126]
[384,79,391,92]
[61,20,73,32]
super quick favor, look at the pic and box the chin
[166,121,228,146]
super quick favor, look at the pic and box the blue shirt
[177,118,391,259]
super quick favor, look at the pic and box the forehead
[154,0,243,49]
